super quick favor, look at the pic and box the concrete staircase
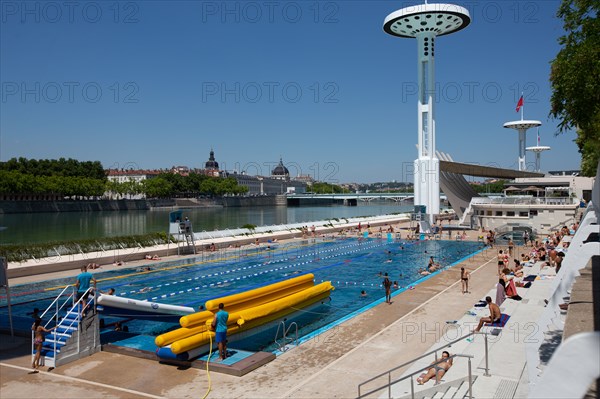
[397,376,477,399]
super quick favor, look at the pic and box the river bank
[0,196,284,214]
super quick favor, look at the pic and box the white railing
[357,331,489,398]
[475,197,576,206]
[188,214,411,242]
[358,354,475,399]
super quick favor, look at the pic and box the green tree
[142,177,173,198]
[549,0,600,176]
[311,182,343,194]
[470,180,509,194]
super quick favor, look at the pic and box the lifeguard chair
[169,211,196,255]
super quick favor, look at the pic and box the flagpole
[520,91,524,121]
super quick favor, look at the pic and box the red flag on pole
[516,96,524,112]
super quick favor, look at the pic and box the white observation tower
[384,2,471,224]
[526,130,551,172]
[503,96,541,171]
[503,120,542,171]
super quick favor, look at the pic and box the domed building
[204,149,220,177]
[271,157,289,180]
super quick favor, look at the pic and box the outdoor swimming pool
[1,237,484,353]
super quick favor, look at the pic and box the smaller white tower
[503,120,542,171]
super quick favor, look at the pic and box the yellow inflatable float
[155,273,333,361]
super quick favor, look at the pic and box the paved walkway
[385,258,556,399]
[1,229,510,399]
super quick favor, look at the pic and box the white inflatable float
[97,294,195,320]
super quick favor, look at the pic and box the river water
[0,203,413,245]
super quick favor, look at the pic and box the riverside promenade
[0,222,539,399]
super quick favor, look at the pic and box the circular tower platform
[526,146,551,152]
[384,3,471,38]
[526,145,551,172]
[503,120,542,130]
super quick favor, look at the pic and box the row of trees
[106,174,248,198]
[0,157,249,198]
[310,182,346,194]
[0,170,248,199]
[0,170,106,198]
[0,157,106,180]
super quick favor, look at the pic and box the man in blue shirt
[212,303,229,360]
[75,264,96,317]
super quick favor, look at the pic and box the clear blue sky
[0,0,580,183]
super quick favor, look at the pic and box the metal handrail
[357,331,489,398]
[358,354,474,399]
[33,285,95,367]
[39,285,72,321]
[32,286,73,367]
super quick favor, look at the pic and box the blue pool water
[0,237,483,352]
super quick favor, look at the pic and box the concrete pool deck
[1,227,510,399]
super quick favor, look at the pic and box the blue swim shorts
[215,331,227,343]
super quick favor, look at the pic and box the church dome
[272,157,289,177]
[205,149,219,169]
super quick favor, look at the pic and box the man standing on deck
[212,303,229,360]
[75,264,96,317]
[383,273,392,304]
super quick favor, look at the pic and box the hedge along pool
[0,237,484,353]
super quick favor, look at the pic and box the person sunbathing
[417,351,453,385]
[475,296,502,332]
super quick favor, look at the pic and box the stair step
[62,319,79,327]
[453,380,472,399]
[42,342,63,350]
[44,337,67,345]
[65,311,79,320]
[45,339,67,347]
[55,326,76,334]
[34,348,57,357]
[443,386,459,398]
[48,332,70,340]
[432,391,445,399]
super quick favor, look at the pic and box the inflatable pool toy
[155,273,334,361]
[97,293,195,321]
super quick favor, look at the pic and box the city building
[105,169,161,199]
[460,173,593,233]
[226,157,307,195]
[106,169,161,185]
[203,149,220,177]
